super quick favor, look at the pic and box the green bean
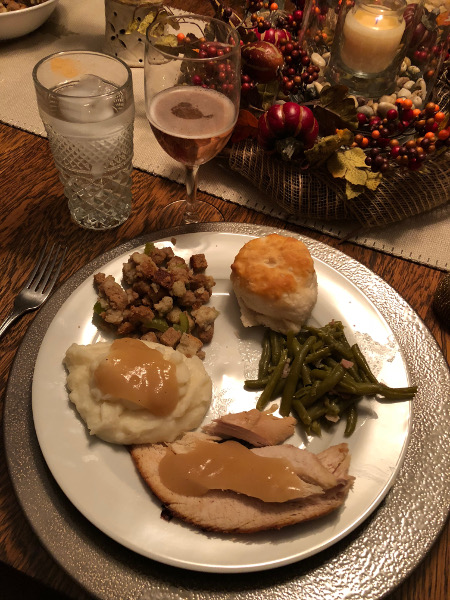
[305,326,353,360]
[309,420,322,437]
[256,349,288,411]
[258,331,271,379]
[311,340,325,352]
[286,331,298,357]
[269,330,284,366]
[324,397,340,416]
[249,322,417,438]
[292,398,312,427]
[273,377,287,399]
[309,368,331,381]
[351,343,378,384]
[346,363,362,382]
[280,336,316,416]
[244,378,269,389]
[304,347,332,364]
[302,364,346,407]
[344,406,358,437]
[376,383,418,400]
[306,402,329,421]
[301,363,312,386]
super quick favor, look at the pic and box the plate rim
[4,222,450,600]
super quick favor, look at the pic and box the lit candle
[341,2,406,74]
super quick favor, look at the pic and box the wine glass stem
[183,165,200,224]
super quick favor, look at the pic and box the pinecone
[432,273,450,329]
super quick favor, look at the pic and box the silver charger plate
[4,223,450,599]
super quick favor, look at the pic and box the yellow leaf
[327,152,347,178]
[345,165,368,186]
[365,171,382,190]
[345,182,364,199]
[343,147,367,168]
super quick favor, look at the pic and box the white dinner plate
[31,230,412,573]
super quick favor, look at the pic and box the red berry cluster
[241,72,256,96]
[279,40,320,95]
[247,1,280,33]
[354,99,448,172]
[188,41,237,96]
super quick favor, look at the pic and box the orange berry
[438,128,450,140]
[177,32,185,42]
[412,109,421,117]
[371,130,381,139]
[390,138,400,147]
[435,112,446,123]
[360,137,369,148]
[270,2,278,10]
[424,132,436,140]
[402,99,413,109]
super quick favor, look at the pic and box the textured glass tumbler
[33,51,135,230]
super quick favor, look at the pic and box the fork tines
[27,243,67,293]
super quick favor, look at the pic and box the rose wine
[147,86,237,166]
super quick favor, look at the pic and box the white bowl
[0,0,59,40]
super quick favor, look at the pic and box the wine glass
[145,13,241,226]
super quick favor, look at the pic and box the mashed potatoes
[64,339,212,445]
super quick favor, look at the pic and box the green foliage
[314,85,358,135]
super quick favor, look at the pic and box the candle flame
[375,15,383,26]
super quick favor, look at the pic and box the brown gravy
[94,338,179,416]
[159,439,304,502]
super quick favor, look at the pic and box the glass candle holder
[326,0,410,97]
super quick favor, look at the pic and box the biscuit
[230,234,317,334]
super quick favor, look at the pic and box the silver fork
[0,243,66,340]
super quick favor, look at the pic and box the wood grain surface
[0,1,449,598]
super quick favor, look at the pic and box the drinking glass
[33,51,135,230]
[145,13,241,226]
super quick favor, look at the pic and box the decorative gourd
[253,27,292,46]
[241,41,284,83]
[258,102,319,150]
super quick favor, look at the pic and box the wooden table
[0,3,449,596]
[1,119,449,600]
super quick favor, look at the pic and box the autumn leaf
[230,110,259,144]
[345,182,364,199]
[315,85,358,135]
[436,11,449,26]
[257,81,280,111]
[304,129,354,167]
[327,147,380,199]
[365,170,382,191]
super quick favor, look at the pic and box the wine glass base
[155,200,224,228]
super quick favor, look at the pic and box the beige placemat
[1,0,448,269]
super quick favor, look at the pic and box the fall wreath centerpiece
[116,0,449,227]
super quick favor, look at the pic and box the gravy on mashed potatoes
[64,338,212,445]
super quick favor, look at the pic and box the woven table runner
[0,0,448,269]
